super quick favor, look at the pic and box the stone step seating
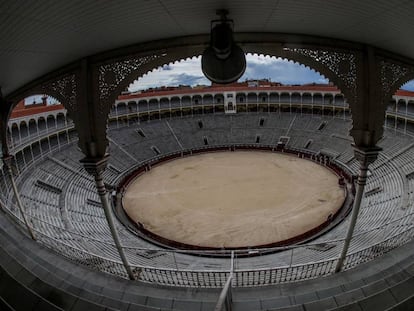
[102,168,119,186]
[322,118,352,134]
[138,121,172,139]
[125,139,167,161]
[327,137,352,156]
[12,112,411,274]
[286,134,309,149]
[379,133,413,158]
[107,143,137,170]
[35,179,63,195]
[290,115,318,131]
[335,149,355,166]
[230,115,262,129]
[221,127,241,142]
[175,131,205,149]
[169,117,200,133]
[150,137,182,154]
[9,112,414,283]
[0,213,218,311]
[20,194,65,229]
[346,159,360,174]
[369,164,404,201]
[263,113,295,129]
[3,207,414,311]
[40,161,75,185]
[364,186,382,197]
[203,115,231,129]
[254,129,275,144]
[392,146,414,175]
[0,173,11,201]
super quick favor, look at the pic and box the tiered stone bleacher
[2,110,414,310]
[2,111,412,283]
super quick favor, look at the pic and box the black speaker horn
[201,10,246,84]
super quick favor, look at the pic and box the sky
[128,55,328,91]
[128,54,414,92]
[24,54,414,105]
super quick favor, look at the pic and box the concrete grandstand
[1,82,414,310]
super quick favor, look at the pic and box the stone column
[3,155,36,240]
[81,155,136,280]
[335,146,381,272]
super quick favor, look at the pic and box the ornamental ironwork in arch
[98,54,163,111]
[9,73,77,119]
[96,46,206,118]
[380,59,414,103]
[96,51,186,118]
[39,73,77,116]
[96,44,360,116]
[280,46,360,106]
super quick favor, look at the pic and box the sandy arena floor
[122,151,345,248]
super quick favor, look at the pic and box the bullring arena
[1,83,414,310]
[122,151,345,248]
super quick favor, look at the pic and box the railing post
[172,251,179,271]
[214,251,234,311]
[230,250,234,276]
[227,250,234,310]
[81,155,136,280]
[214,275,233,311]
[335,146,380,273]
[2,155,36,240]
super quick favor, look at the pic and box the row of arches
[391,98,414,116]
[8,112,72,147]
[12,129,77,172]
[7,89,414,151]
[113,91,347,116]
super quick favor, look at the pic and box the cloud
[169,73,209,86]
[23,95,59,106]
[240,57,327,85]
[129,57,209,91]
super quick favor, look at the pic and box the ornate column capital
[352,144,382,167]
[2,154,13,167]
[80,154,109,177]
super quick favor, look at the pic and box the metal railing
[2,192,412,288]
[18,222,414,287]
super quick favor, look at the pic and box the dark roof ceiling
[1,0,414,96]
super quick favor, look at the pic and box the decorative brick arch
[95,46,206,120]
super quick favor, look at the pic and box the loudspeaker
[201,12,246,84]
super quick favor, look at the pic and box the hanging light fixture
[201,10,246,84]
